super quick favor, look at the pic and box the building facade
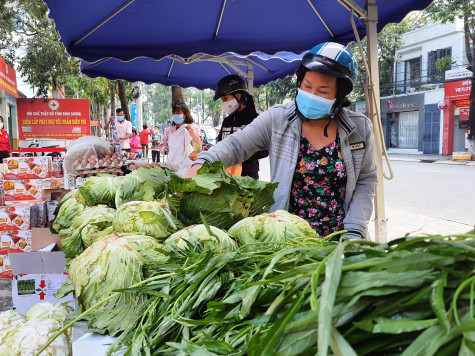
[381,18,470,154]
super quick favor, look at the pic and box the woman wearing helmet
[184,43,377,240]
[213,74,268,179]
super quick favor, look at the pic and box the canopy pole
[365,0,387,243]
[246,62,254,95]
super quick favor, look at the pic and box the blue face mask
[296,89,336,120]
[116,115,124,122]
[172,114,184,125]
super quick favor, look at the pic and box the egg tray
[75,168,124,177]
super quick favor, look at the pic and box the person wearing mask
[213,75,268,179]
[0,116,11,161]
[139,124,154,159]
[159,102,203,172]
[104,108,132,152]
[183,42,377,240]
[151,127,162,163]
[129,128,140,154]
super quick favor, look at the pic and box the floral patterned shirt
[288,135,347,238]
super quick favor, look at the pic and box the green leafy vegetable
[50,189,85,234]
[228,210,319,247]
[165,224,237,252]
[60,205,116,259]
[168,161,277,229]
[79,175,120,207]
[113,200,183,240]
[115,166,167,207]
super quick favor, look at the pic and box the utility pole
[136,82,143,129]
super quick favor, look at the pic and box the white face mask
[0,123,4,129]
[221,98,239,116]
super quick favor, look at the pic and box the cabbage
[115,166,167,207]
[165,224,237,252]
[168,161,278,229]
[82,226,113,247]
[79,175,120,207]
[113,201,184,240]
[60,205,116,259]
[67,233,167,335]
[10,319,70,356]
[228,210,318,247]
[50,189,85,234]
[0,325,19,355]
[0,310,26,329]
[26,302,73,323]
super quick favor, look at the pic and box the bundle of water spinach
[39,232,475,355]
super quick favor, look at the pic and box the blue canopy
[45,0,433,64]
[80,52,304,90]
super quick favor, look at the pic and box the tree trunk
[118,80,130,120]
[172,85,184,106]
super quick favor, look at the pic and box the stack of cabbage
[0,302,72,356]
[51,163,316,337]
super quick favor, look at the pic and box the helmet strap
[324,106,341,138]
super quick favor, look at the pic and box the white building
[380,18,469,155]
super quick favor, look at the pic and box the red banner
[17,98,90,140]
[0,56,18,98]
[445,79,472,100]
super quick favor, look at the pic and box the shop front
[380,94,425,152]
[0,56,19,149]
[442,76,471,154]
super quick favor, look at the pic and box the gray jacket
[196,101,377,238]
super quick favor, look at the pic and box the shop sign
[460,108,470,122]
[0,56,18,98]
[445,68,473,81]
[131,103,138,128]
[380,94,424,113]
[454,99,471,107]
[445,79,472,100]
[17,98,90,140]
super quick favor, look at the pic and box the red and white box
[0,204,39,231]
[3,157,52,180]
[0,230,32,253]
[41,178,65,190]
[1,179,43,201]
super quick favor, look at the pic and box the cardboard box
[10,249,73,314]
[1,179,43,201]
[3,157,52,180]
[46,200,59,224]
[0,203,39,230]
[0,252,13,278]
[9,228,73,313]
[0,230,32,253]
[41,178,65,190]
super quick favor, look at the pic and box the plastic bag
[64,136,111,172]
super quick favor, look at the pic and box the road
[258,158,475,240]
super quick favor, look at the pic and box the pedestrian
[139,124,154,159]
[104,108,132,152]
[213,75,268,178]
[183,42,377,240]
[0,116,11,161]
[159,102,203,173]
[151,126,162,163]
[129,128,140,154]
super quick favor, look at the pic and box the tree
[427,0,475,141]
[0,0,80,97]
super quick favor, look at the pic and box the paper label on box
[41,178,65,190]
[0,204,39,230]
[0,231,32,253]
[12,272,73,314]
[3,157,52,180]
[0,252,13,278]
[1,179,44,201]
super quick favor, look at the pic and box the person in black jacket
[214,75,268,179]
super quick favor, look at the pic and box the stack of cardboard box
[0,157,66,278]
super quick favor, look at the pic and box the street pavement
[1,153,473,313]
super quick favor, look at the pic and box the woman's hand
[182,164,202,178]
